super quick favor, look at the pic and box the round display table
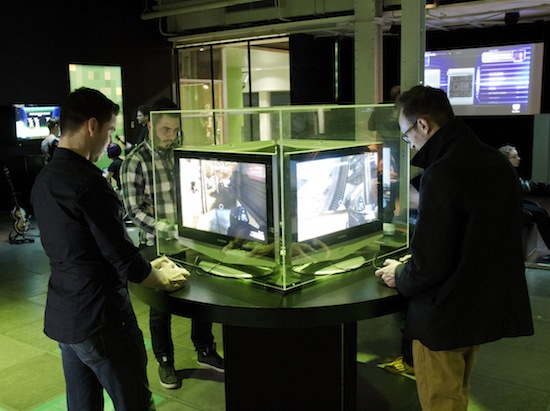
[130,264,406,411]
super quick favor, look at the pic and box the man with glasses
[400,120,417,144]
[376,86,533,411]
[121,98,224,391]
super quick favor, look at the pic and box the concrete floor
[0,201,549,410]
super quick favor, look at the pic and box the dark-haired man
[135,104,150,147]
[375,85,533,411]
[31,88,187,411]
[40,117,60,164]
[121,97,224,390]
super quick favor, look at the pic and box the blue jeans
[59,318,155,411]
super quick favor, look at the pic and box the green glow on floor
[32,392,165,410]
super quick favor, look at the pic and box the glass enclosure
[151,104,409,292]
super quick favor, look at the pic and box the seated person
[498,145,550,260]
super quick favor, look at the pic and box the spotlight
[504,11,519,26]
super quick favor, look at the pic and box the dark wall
[290,34,336,104]
[462,116,534,178]
[0,0,174,211]
[289,35,355,105]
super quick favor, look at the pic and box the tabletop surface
[129,263,407,328]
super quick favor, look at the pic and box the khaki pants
[413,339,480,411]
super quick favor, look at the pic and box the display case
[150,104,409,292]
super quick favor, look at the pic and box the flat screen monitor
[14,104,60,140]
[424,43,544,116]
[174,150,276,249]
[288,146,382,249]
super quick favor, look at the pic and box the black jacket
[31,148,151,343]
[395,119,534,350]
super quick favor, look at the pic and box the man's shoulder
[124,145,151,166]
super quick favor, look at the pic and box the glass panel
[178,39,290,145]
[179,47,223,144]
[152,105,409,292]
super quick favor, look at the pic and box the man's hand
[399,254,412,263]
[374,258,402,288]
[156,220,179,240]
[141,256,190,292]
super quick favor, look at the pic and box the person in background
[498,144,550,260]
[40,117,60,164]
[368,85,401,222]
[30,88,187,411]
[375,85,533,411]
[135,105,150,147]
[121,97,224,390]
[103,143,123,192]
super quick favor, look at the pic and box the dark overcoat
[395,119,534,350]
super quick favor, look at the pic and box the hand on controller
[151,256,190,292]
[155,220,179,240]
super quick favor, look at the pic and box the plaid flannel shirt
[121,138,177,236]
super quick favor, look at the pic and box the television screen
[289,146,381,246]
[174,150,275,248]
[14,105,60,140]
[424,43,544,116]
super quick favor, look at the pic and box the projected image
[425,43,543,115]
[14,105,60,140]
[293,151,379,242]
[178,157,268,243]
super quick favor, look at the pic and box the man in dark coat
[376,85,533,411]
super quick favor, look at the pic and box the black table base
[223,323,357,411]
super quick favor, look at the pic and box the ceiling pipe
[142,0,266,20]
[168,15,355,47]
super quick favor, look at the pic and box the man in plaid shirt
[121,98,224,390]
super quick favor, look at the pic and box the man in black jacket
[31,88,187,411]
[376,86,533,411]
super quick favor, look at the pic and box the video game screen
[175,151,273,245]
[289,147,380,243]
[14,105,60,140]
[424,43,543,115]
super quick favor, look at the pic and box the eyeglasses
[401,120,418,143]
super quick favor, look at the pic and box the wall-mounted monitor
[13,104,60,140]
[425,43,544,116]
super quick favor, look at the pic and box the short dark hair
[137,105,150,117]
[60,88,120,134]
[151,97,178,111]
[107,143,122,158]
[47,117,59,130]
[151,97,179,121]
[395,85,454,127]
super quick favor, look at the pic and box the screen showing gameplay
[14,105,60,140]
[424,43,543,115]
[177,156,268,243]
[292,150,379,242]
